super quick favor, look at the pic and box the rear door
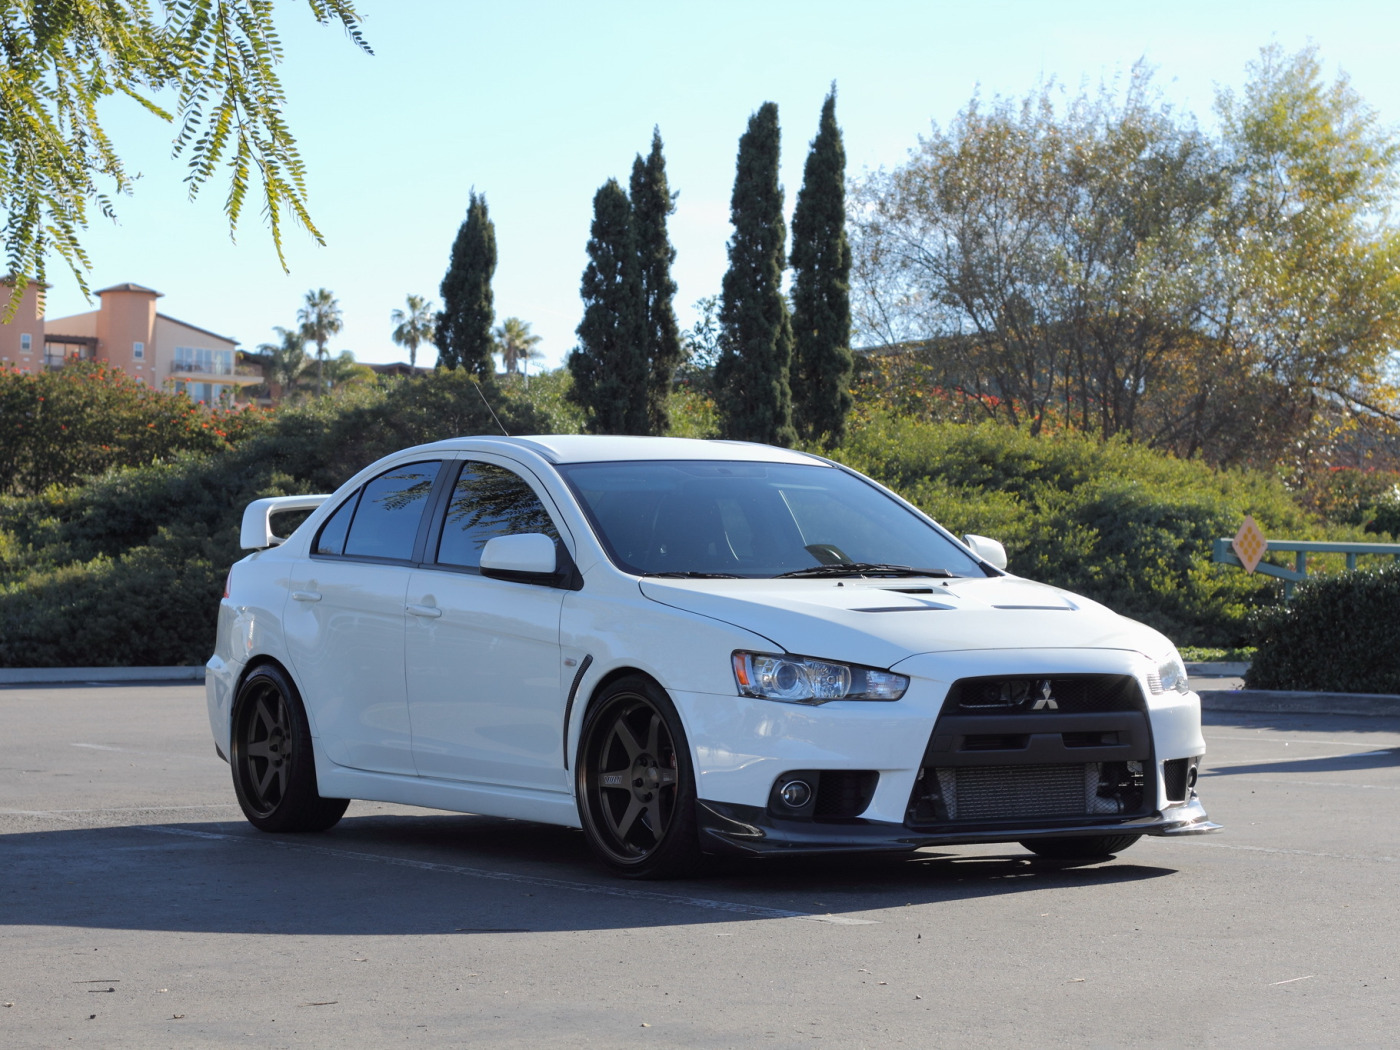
[284,460,443,775]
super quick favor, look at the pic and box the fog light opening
[779,779,813,808]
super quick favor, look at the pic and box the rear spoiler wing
[240,495,331,550]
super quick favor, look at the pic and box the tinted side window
[313,492,360,556]
[437,461,559,570]
[343,461,441,561]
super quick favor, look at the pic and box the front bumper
[696,795,1220,857]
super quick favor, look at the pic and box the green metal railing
[1211,538,1400,599]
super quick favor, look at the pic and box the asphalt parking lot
[2,682,1398,1049]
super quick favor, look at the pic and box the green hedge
[1246,564,1400,693]
[829,411,1334,645]
[0,388,1359,666]
[0,372,546,667]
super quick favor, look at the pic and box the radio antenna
[473,380,510,437]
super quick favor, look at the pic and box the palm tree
[390,294,435,369]
[493,316,543,376]
[257,326,310,401]
[297,288,343,394]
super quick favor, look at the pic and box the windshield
[557,460,989,579]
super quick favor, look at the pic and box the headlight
[1150,649,1190,694]
[731,651,908,704]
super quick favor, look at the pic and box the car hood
[639,574,1169,671]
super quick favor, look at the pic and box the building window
[133,341,144,360]
[20,333,32,353]
[175,346,233,376]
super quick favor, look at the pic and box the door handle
[405,603,443,618]
[291,591,322,602]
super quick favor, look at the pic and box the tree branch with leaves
[0,0,371,318]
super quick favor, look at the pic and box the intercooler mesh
[939,764,1089,821]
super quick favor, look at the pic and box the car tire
[230,665,349,833]
[1019,834,1142,860]
[576,675,704,880]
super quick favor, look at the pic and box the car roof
[413,434,828,466]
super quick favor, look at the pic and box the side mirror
[962,533,1008,571]
[481,533,563,584]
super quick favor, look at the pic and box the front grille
[942,674,1143,715]
[909,674,1153,829]
[907,761,1147,826]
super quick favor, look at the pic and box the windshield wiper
[773,563,958,579]
[643,571,744,579]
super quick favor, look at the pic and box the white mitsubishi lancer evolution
[206,435,1218,878]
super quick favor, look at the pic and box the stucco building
[2,281,255,404]
[0,281,48,370]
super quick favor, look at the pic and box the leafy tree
[0,1,371,318]
[390,294,435,369]
[677,294,721,397]
[297,288,343,395]
[851,49,1400,469]
[790,86,854,449]
[852,66,1221,441]
[568,179,647,434]
[436,191,497,378]
[1205,44,1400,469]
[715,102,795,447]
[630,128,684,436]
[493,317,543,375]
[515,365,586,434]
[322,349,374,389]
[257,326,311,400]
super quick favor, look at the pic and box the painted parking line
[0,805,240,817]
[1208,736,1400,749]
[141,825,881,926]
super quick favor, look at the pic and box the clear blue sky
[36,0,1400,372]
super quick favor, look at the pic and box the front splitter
[696,797,1221,857]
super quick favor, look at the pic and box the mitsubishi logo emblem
[1031,680,1059,711]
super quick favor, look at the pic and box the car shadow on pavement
[0,814,1177,936]
[1201,746,1399,778]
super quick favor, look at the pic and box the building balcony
[169,361,265,385]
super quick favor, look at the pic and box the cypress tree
[435,190,496,379]
[567,179,648,434]
[790,86,854,449]
[630,128,683,436]
[715,102,796,447]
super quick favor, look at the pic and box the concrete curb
[1200,689,1400,718]
[0,666,205,685]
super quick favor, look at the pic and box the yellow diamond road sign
[1232,516,1267,574]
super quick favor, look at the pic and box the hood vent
[853,605,952,613]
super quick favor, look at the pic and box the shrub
[0,526,230,668]
[1247,564,1400,693]
[830,411,1329,644]
[0,362,267,495]
[0,371,548,667]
